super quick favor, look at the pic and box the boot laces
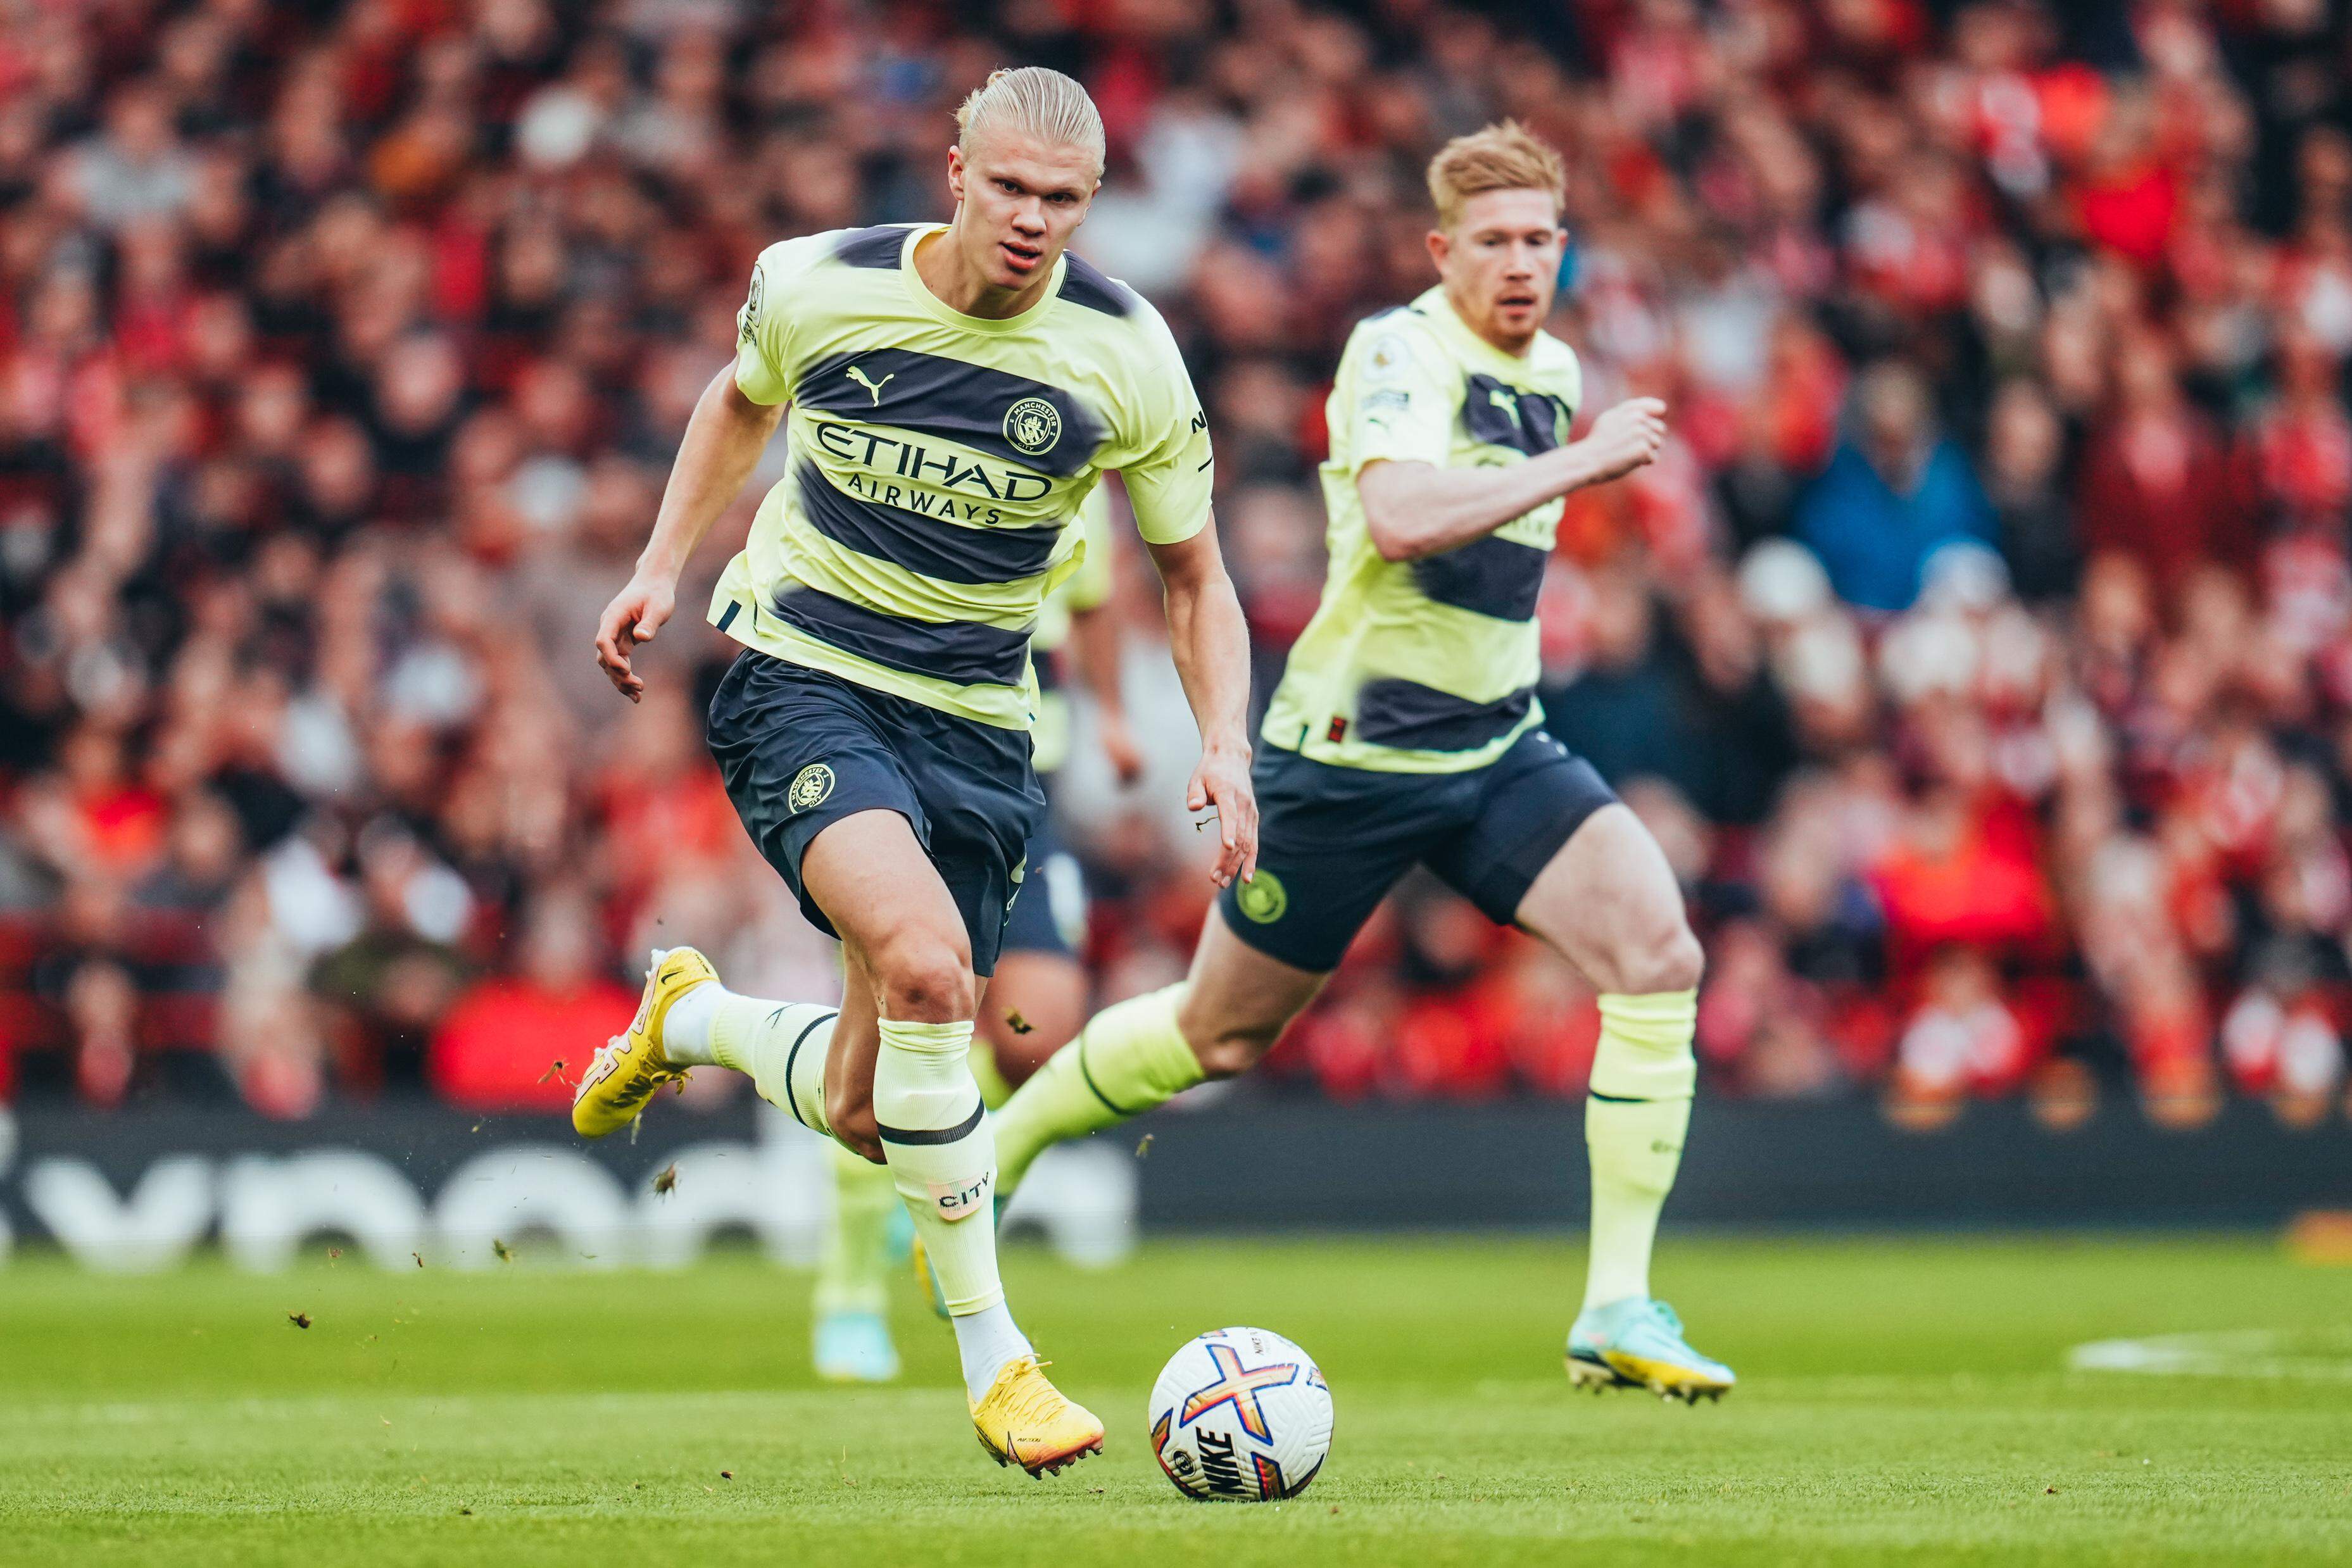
[995,1358,1071,1430]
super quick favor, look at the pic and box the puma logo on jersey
[1487,386,1520,422]
[846,365,894,405]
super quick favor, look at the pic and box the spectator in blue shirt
[1795,363,1995,612]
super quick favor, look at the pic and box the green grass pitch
[2,1233,2349,1566]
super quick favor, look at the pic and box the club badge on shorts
[1234,869,1288,924]
[789,762,835,813]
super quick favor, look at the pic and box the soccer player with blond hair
[990,121,1736,1401]
[574,66,1256,1474]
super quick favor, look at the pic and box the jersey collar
[898,223,1067,335]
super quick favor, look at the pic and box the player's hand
[1186,737,1257,889]
[594,572,676,703]
[1576,398,1668,486]
[1098,710,1147,786]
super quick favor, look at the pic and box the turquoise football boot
[813,1311,900,1384]
[1567,1297,1735,1403]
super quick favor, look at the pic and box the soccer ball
[1147,1326,1333,1502]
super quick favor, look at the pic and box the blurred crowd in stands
[7,0,2352,1129]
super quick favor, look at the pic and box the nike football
[1147,1326,1332,1502]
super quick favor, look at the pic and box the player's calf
[1178,993,1284,1081]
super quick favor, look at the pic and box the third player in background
[991,120,1736,1403]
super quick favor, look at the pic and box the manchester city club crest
[1003,396,1061,456]
[788,762,834,813]
[1235,869,1287,924]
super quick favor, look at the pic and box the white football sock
[660,982,722,1066]
[953,1301,1033,1402]
[662,979,836,1131]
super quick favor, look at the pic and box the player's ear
[1426,227,1449,272]
[946,144,966,201]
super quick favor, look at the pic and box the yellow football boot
[969,1357,1104,1477]
[572,948,718,1139]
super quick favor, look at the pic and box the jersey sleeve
[1114,306,1214,546]
[731,235,827,406]
[1342,318,1458,472]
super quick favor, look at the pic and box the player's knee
[1609,919,1704,996]
[1179,1004,1280,1081]
[871,931,973,1022]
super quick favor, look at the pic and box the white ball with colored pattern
[1147,1326,1333,1502]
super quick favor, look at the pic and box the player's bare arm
[1355,396,1667,562]
[1066,599,1146,783]
[593,370,783,701]
[1145,520,1259,888]
[1352,172,1666,563]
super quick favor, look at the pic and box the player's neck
[914,224,1057,321]
[1439,282,1537,359]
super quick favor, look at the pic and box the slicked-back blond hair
[955,66,1105,180]
[1426,120,1566,229]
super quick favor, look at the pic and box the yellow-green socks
[871,1019,1004,1312]
[1583,989,1697,1312]
[819,1040,1014,1331]
[815,1139,896,1318]
[969,1041,1014,1110]
[708,993,837,1138]
[874,1017,1034,1400]
[991,984,1203,1196]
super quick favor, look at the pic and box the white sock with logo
[871,1017,1031,1400]
[659,982,722,1065]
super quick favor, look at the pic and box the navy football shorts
[706,649,1045,977]
[1216,727,1619,972]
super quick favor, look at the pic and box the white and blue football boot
[1566,1297,1735,1403]
[812,1311,900,1385]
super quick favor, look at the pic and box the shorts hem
[1215,892,1347,975]
[1478,792,1617,927]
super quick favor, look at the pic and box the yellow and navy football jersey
[1260,285,1582,774]
[712,223,1212,731]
